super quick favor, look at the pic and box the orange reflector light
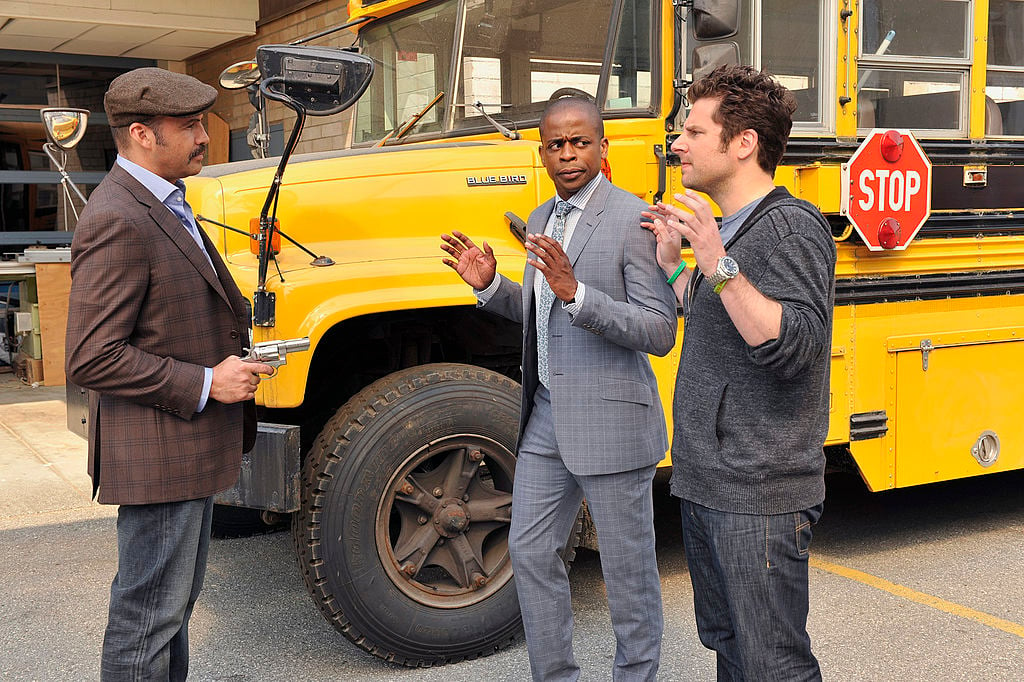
[249,217,281,256]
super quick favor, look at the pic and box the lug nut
[472,572,488,588]
[469,450,483,462]
[401,562,416,576]
[399,482,414,495]
[432,487,444,497]
[418,515,428,525]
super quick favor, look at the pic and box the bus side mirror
[256,44,374,116]
[691,0,739,40]
[692,42,740,81]
[219,60,261,90]
[40,108,89,150]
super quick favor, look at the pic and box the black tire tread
[293,363,556,667]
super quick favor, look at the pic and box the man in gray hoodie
[643,65,836,681]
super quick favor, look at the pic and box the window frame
[856,0,975,137]
[755,0,837,135]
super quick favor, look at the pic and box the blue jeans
[101,497,214,682]
[680,499,823,682]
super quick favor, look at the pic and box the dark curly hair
[686,65,797,175]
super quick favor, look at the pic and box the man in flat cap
[66,66,272,681]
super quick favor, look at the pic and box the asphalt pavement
[2,372,1023,681]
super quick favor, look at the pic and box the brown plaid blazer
[66,163,256,505]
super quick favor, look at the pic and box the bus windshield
[352,0,654,145]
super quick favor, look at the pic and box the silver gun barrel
[281,338,310,353]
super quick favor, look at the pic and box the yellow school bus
[183,0,1024,666]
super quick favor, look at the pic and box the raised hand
[440,230,497,290]
[525,233,578,302]
[641,209,684,277]
[648,190,724,276]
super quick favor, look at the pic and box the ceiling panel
[150,30,235,49]
[2,19,91,39]
[0,5,256,61]
[0,35,68,52]
[121,43,198,61]
[51,38,136,57]
[74,25,175,45]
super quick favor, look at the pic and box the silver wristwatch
[705,256,740,294]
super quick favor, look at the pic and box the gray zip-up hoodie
[670,187,837,515]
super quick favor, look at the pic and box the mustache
[189,144,207,160]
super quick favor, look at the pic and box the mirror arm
[256,77,307,293]
[43,143,88,205]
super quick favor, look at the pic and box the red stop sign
[841,128,932,251]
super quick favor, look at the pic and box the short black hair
[539,96,604,139]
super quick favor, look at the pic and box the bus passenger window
[858,69,963,133]
[985,72,1024,137]
[988,0,1024,67]
[860,0,969,58]
[986,0,1024,137]
[762,0,823,126]
[858,1,970,136]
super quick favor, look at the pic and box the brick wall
[186,0,356,162]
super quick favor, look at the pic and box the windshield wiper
[377,91,445,146]
[463,101,521,140]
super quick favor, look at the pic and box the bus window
[861,0,969,58]
[605,0,653,110]
[858,69,964,132]
[858,0,971,136]
[454,0,614,131]
[353,1,456,144]
[986,0,1024,136]
[762,0,825,127]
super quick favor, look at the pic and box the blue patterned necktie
[537,200,574,387]
[167,183,214,271]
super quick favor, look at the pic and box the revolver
[243,337,310,378]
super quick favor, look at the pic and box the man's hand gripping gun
[243,337,310,378]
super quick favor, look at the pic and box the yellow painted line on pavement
[810,556,1024,639]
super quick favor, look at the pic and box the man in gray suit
[441,96,677,681]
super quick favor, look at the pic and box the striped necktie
[537,200,574,387]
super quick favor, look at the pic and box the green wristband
[666,261,687,284]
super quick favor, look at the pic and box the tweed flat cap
[104,67,217,127]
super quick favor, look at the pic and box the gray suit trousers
[510,385,662,681]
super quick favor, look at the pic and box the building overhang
[0,1,258,61]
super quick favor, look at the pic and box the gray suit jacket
[480,176,677,475]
